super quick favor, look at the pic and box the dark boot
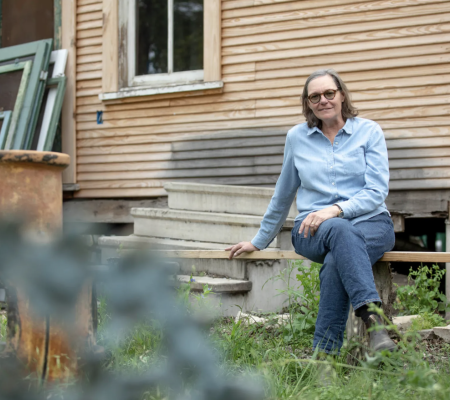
[365,314,397,352]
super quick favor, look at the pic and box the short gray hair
[301,69,358,128]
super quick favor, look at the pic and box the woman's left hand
[299,205,340,238]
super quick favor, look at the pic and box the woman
[226,69,396,354]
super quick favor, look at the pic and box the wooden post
[346,261,394,364]
[445,202,450,320]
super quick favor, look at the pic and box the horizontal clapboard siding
[74,0,450,198]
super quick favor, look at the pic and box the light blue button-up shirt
[251,117,390,250]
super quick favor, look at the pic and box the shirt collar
[306,118,354,135]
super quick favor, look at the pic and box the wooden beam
[155,250,450,263]
[391,214,405,233]
[102,0,118,93]
[204,0,221,82]
[61,0,77,184]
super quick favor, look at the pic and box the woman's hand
[299,205,340,238]
[225,241,260,260]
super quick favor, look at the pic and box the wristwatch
[333,204,344,218]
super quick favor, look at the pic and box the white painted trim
[37,50,68,151]
[168,0,174,73]
[127,0,136,87]
[122,0,204,89]
[132,70,204,87]
[99,80,223,101]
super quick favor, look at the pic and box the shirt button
[332,182,335,185]
[335,142,339,145]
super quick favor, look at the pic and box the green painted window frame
[0,60,32,149]
[38,76,67,152]
[0,110,12,149]
[0,38,53,150]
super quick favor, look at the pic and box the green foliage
[394,264,448,315]
[0,312,6,341]
[409,312,447,332]
[268,260,321,342]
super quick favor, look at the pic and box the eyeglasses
[308,89,339,104]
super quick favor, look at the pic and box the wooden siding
[74,0,450,198]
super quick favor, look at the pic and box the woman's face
[307,75,345,124]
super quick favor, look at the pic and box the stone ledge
[176,275,252,293]
[164,182,297,218]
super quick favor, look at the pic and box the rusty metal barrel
[0,150,95,381]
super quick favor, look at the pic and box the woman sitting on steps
[226,69,396,355]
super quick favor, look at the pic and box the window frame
[126,0,204,88]
[100,0,221,100]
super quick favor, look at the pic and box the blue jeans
[291,212,395,354]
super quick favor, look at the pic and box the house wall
[74,0,450,198]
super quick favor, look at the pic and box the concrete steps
[165,182,297,218]
[132,207,295,249]
[98,182,304,316]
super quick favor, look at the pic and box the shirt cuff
[251,233,273,250]
[335,201,354,219]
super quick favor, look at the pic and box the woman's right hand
[225,241,260,260]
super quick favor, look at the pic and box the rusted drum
[0,150,95,381]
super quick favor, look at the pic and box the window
[101,0,221,100]
[130,0,204,87]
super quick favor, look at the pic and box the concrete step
[131,208,295,249]
[164,182,297,218]
[176,275,252,293]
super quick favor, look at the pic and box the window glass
[136,0,168,75]
[173,0,203,72]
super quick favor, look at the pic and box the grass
[97,296,450,400]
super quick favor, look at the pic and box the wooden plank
[254,42,450,72]
[77,20,102,31]
[102,0,119,93]
[77,3,103,14]
[222,0,450,28]
[77,70,103,80]
[222,0,374,16]
[75,114,449,141]
[388,146,450,160]
[77,145,285,164]
[77,27,102,39]
[223,13,450,47]
[78,0,102,5]
[224,3,450,38]
[76,175,279,189]
[223,33,450,65]
[77,61,102,72]
[77,36,103,47]
[63,198,168,223]
[391,167,450,181]
[145,250,450,263]
[73,187,167,198]
[76,87,102,97]
[77,155,283,172]
[224,69,450,94]
[96,100,257,121]
[62,0,77,184]
[386,189,450,215]
[390,179,450,190]
[223,22,450,56]
[255,54,450,81]
[391,214,405,233]
[204,0,221,81]
[77,53,102,64]
[77,45,102,55]
[77,11,102,22]
[387,137,450,149]
[78,165,283,181]
[390,157,450,169]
